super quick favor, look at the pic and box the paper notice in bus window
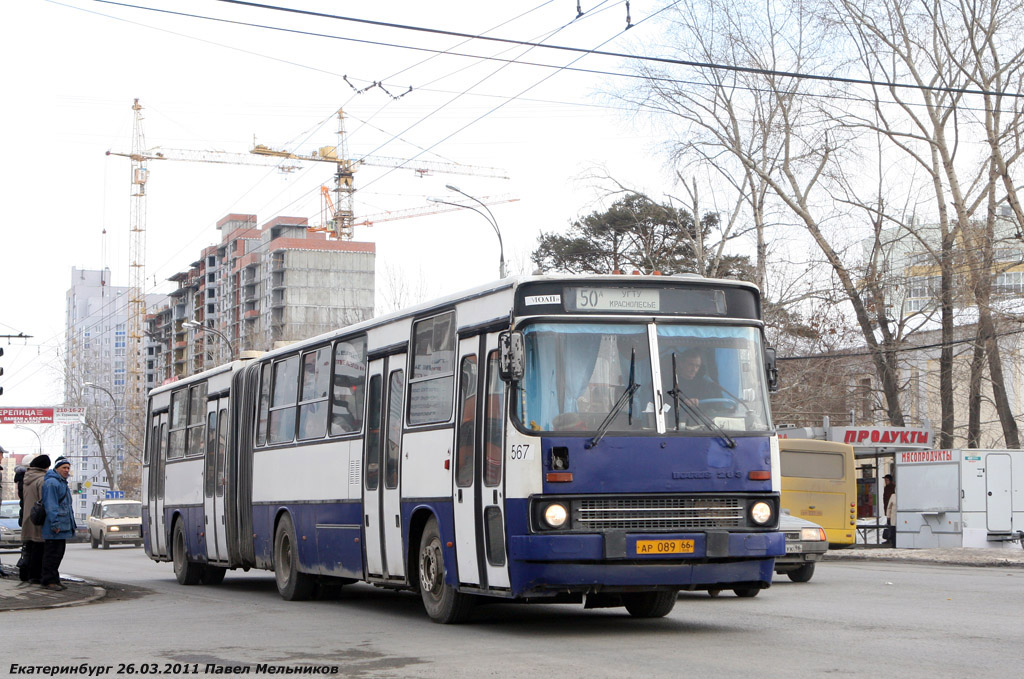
[569,287,660,312]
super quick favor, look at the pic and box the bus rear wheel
[172,521,203,586]
[623,590,678,618]
[274,514,314,601]
[734,587,761,598]
[418,517,472,624]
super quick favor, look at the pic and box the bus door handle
[458,489,463,503]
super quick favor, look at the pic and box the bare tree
[58,340,130,494]
[621,0,909,425]
[376,263,435,315]
[827,0,1024,447]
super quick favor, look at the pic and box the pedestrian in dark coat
[14,464,28,524]
[40,456,75,590]
[19,455,50,583]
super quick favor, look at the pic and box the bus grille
[576,497,746,530]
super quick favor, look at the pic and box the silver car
[774,511,828,582]
[1,500,22,548]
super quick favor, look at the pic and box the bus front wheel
[274,514,314,601]
[172,521,203,586]
[623,590,678,618]
[418,517,473,624]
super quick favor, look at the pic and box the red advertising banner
[0,407,86,425]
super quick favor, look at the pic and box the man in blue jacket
[41,456,76,590]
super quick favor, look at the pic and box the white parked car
[774,510,828,582]
[86,500,143,549]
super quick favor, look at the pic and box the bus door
[363,354,407,580]
[452,336,510,590]
[204,398,229,563]
[149,412,168,558]
[452,339,480,585]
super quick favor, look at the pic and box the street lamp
[431,184,507,278]
[83,381,117,406]
[183,319,235,356]
[14,424,43,456]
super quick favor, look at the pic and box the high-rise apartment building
[146,214,375,382]
[64,267,166,519]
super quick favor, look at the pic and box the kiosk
[894,449,1024,549]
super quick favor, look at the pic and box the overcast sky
[0,0,685,456]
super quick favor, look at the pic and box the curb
[823,551,1024,569]
[26,585,108,610]
[0,566,108,612]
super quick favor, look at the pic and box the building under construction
[146,213,375,384]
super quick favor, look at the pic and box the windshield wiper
[587,348,639,449]
[665,351,736,448]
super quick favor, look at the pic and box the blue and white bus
[143,275,784,622]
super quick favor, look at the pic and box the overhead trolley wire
[214,0,1024,100]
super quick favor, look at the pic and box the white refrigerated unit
[894,449,1024,549]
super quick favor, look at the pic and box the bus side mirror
[498,330,524,382]
[764,346,779,393]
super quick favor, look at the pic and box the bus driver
[675,349,723,406]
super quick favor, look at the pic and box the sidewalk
[0,564,106,611]
[825,545,1024,568]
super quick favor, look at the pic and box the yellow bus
[779,438,856,548]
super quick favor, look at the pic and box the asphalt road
[5,543,1023,678]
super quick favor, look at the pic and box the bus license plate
[635,539,695,555]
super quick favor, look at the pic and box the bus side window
[385,370,405,489]
[205,409,217,498]
[256,363,271,446]
[330,336,367,436]
[158,421,167,499]
[187,382,207,457]
[364,374,383,491]
[168,390,186,459]
[145,415,158,465]
[455,355,477,488]
[269,355,299,445]
[216,408,227,497]
[484,350,505,487]
[298,346,330,440]
[408,311,455,425]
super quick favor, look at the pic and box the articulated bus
[778,438,857,548]
[143,275,784,622]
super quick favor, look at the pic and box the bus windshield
[517,322,771,435]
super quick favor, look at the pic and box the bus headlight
[543,503,568,528]
[749,501,773,526]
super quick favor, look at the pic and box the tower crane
[126,99,147,471]
[251,108,509,239]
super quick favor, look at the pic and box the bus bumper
[506,531,783,595]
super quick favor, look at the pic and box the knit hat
[29,455,51,469]
[53,456,71,470]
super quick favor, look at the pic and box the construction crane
[252,108,509,239]
[106,146,301,172]
[306,189,518,234]
[126,99,147,462]
[351,195,520,228]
